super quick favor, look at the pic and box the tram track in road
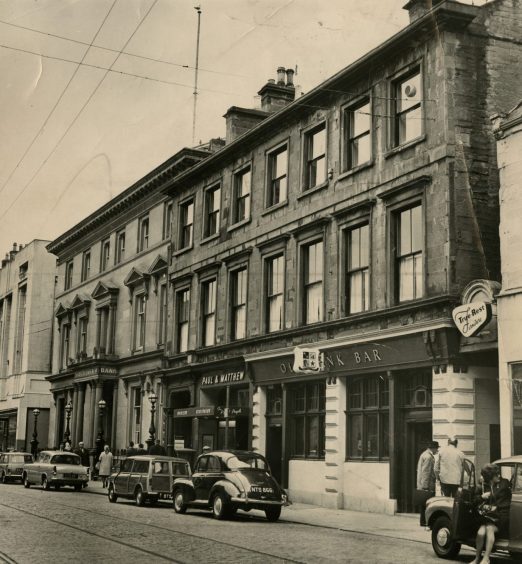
[0,551,18,564]
[0,496,306,564]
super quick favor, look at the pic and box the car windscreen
[226,455,268,471]
[10,455,33,464]
[50,455,80,465]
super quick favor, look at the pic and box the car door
[199,455,224,499]
[114,458,133,495]
[452,458,478,541]
[150,460,170,496]
[509,463,522,550]
[192,456,209,500]
[128,460,149,494]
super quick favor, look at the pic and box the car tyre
[173,489,188,514]
[212,492,231,520]
[23,476,30,488]
[42,477,50,491]
[431,515,461,559]
[135,488,146,507]
[265,506,282,522]
[108,485,118,503]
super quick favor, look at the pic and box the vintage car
[108,455,191,506]
[425,455,522,560]
[0,452,34,483]
[22,450,89,491]
[172,450,289,521]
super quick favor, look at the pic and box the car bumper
[50,477,88,485]
[230,497,288,507]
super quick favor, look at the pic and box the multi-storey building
[494,101,522,458]
[0,240,56,452]
[45,144,219,454]
[160,0,522,514]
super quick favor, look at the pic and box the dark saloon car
[108,455,191,506]
[172,450,289,521]
[425,456,522,560]
[0,452,33,483]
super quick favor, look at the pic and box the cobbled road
[0,483,486,563]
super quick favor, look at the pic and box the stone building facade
[0,240,56,452]
[45,146,217,455]
[161,0,522,514]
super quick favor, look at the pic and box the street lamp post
[63,402,73,446]
[30,408,40,459]
[146,392,158,452]
[95,399,107,457]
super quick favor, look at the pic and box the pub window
[347,375,389,460]
[232,166,251,224]
[395,204,423,302]
[178,199,194,250]
[288,381,325,459]
[345,223,370,314]
[230,267,247,341]
[65,260,74,290]
[138,215,149,252]
[115,230,126,264]
[266,386,283,416]
[302,240,324,324]
[266,144,288,208]
[176,288,190,353]
[344,98,371,170]
[304,124,326,190]
[203,184,221,239]
[201,278,217,347]
[265,254,284,333]
[81,250,91,282]
[392,68,423,147]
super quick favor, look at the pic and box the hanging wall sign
[452,302,492,337]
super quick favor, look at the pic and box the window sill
[297,180,329,200]
[384,135,426,159]
[338,160,374,181]
[200,233,220,245]
[227,217,251,233]
[261,201,288,216]
[173,245,193,257]
[289,456,325,461]
[345,458,390,463]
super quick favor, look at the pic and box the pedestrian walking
[435,437,465,497]
[416,440,439,527]
[73,441,91,468]
[149,439,167,455]
[98,445,113,488]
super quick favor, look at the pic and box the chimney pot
[268,78,276,84]
[286,68,295,87]
[277,66,286,85]
[12,243,17,252]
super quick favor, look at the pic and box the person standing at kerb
[435,437,465,497]
[416,440,439,527]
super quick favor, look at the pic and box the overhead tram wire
[0,0,160,223]
[0,0,118,199]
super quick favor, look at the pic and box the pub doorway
[265,385,283,483]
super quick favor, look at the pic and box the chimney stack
[258,66,296,113]
[403,0,443,23]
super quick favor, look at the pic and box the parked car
[0,452,34,483]
[22,450,89,491]
[425,455,522,560]
[108,455,191,506]
[172,450,289,521]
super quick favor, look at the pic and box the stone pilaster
[251,386,266,454]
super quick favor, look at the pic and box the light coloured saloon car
[22,450,89,491]
[0,452,34,483]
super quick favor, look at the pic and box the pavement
[83,479,430,544]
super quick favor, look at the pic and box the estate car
[0,452,33,483]
[425,456,522,560]
[22,450,89,490]
[172,450,289,521]
[108,455,191,506]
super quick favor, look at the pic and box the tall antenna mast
[192,5,202,146]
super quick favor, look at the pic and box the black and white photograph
[0,0,521,562]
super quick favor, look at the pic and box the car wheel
[23,476,30,488]
[74,484,82,492]
[431,515,461,559]
[173,489,188,514]
[212,493,231,520]
[42,477,50,491]
[108,485,118,503]
[265,506,282,522]
[135,488,146,507]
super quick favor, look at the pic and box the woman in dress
[473,463,511,564]
[98,445,113,488]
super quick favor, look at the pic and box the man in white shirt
[435,437,465,497]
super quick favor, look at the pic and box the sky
[0,0,486,256]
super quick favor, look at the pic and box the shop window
[511,364,522,454]
[304,124,326,190]
[288,381,325,459]
[100,238,110,272]
[178,199,194,250]
[201,278,217,347]
[203,184,221,239]
[302,240,324,324]
[343,98,371,171]
[265,254,284,333]
[230,267,247,341]
[232,166,251,224]
[116,230,126,264]
[395,204,423,302]
[175,288,190,353]
[347,375,389,460]
[65,260,74,290]
[345,223,369,314]
[267,386,282,415]
[392,68,423,147]
[81,250,91,282]
[267,144,288,207]
[138,215,149,252]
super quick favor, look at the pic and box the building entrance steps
[83,479,430,542]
